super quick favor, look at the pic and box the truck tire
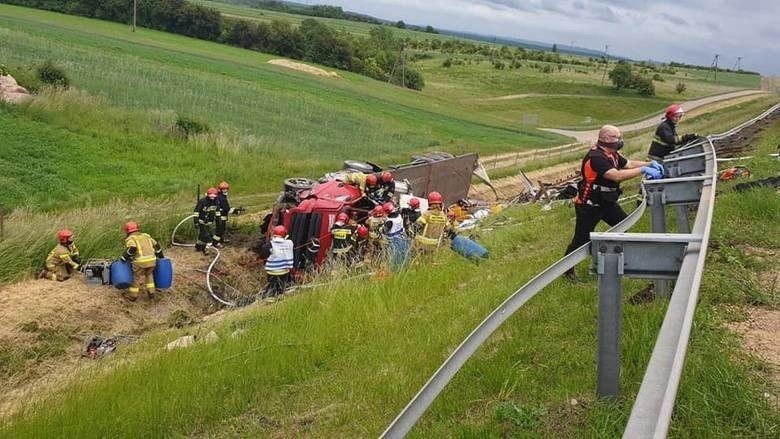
[342,160,375,174]
[284,178,316,192]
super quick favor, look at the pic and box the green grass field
[1,119,777,436]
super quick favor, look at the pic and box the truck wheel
[284,178,316,192]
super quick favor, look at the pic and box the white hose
[171,213,237,306]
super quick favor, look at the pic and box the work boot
[212,242,224,249]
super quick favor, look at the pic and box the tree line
[4,0,425,90]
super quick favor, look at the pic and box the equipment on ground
[82,259,113,286]
[451,235,489,260]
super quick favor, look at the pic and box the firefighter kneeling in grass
[260,225,294,301]
[122,221,164,301]
[39,229,81,281]
[414,191,451,253]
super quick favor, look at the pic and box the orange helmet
[206,187,218,197]
[381,171,394,183]
[57,229,74,244]
[272,225,287,237]
[124,221,139,234]
[409,198,420,208]
[336,212,349,225]
[371,206,385,217]
[366,174,378,187]
[665,104,684,120]
[427,191,443,205]
[356,225,369,239]
[218,181,229,190]
[383,202,396,214]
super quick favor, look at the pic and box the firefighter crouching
[414,192,451,252]
[194,187,221,253]
[122,221,164,301]
[260,225,294,301]
[563,125,662,282]
[39,229,81,281]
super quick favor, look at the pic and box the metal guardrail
[382,102,780,439]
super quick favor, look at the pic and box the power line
[600,44,609,86]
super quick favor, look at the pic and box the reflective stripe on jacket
[126,232,158,268]
[266,237,294,275]
[46,244,79,269]
[415,210,447,246]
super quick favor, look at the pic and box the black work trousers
[263,273,291,298]
[564,203,628,259]
[214,216,227,242]
[196,223,213,252]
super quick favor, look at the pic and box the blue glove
[641,166,662,180]
[649,160,665,177]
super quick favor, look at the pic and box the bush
[652,73,664,82]
[633,75,655,96]
[0,64,8,76]
[175,115,210,137]
[609,61,633,90]
[442,58,452,68]
[676,81,687,94]
[36,61,69,88]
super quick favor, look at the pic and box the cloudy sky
[312,0,780,75]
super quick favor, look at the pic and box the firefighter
[563,125,661,282]
[194,187,221,252]
[214,181,244,246]
[121,221,164,301]
[401,198,422,234]
[39,229,80,281]
[329,212,355,263]
[382,201,410,270]
[342,172,372,194]
[367,172,394,204]
[260,225,294,301]
[648,104,698,161]
[414,191,451,251]
[352,224,370,263]
[366,205,387,260]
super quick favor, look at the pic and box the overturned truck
[262,152,494,272]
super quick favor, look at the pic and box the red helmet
[366,174,378,187]
[665,104,684,120]
[336,212,349,225]
[381,171,394,183]
[218,181,229,190]
[427,191,443,205]
[124,221,139,234]
[383,202,396,214]
[356,225,369,239]
[57,229,74,244]
[206,187,218,197]
[371,206,385,217]
[272,225,287,237]
[409,198,420,208]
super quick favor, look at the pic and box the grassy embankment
[1,106,777,437]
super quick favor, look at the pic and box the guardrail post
[596,243,623,398]
[647,191,671,296]
[675,205,690,233]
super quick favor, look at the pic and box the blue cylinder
[451,236,489,260]
[153,257,174,289]
[110,259,133,290]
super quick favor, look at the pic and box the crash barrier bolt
[596,244,623,398]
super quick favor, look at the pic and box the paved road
[542,89,770,143]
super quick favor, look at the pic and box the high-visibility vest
[384,214,405,239]
[265,237,294,275]
[126,232,157,268]
[331,225,354,254]
[367,216,385,240]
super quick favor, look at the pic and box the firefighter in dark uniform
[367,172,395,205]
[648,104,698,161]
[214,181,244,246]
[194,187,221,253]
[563,125,662,281]
[401,197,422,235]
[329,212,355,263]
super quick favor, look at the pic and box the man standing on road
[563,125,663,282]
[648,104,698,161]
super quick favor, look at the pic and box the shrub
[0,64,8,76]
[633,75,655,96]
[442,58,452,68]
[175,115,210,137]
[652,73,664,82]
[676,81,687,94]
[36,61,69,88]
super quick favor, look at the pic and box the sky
[311,0,780,75]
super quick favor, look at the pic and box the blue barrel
[451,236,489,260]
[110,259,133,290]
[153,257,174,289]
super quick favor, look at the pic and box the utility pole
[709,54,719,82]
[733,56,742,71]
[600,44,610,86]
[132,0,137,32]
